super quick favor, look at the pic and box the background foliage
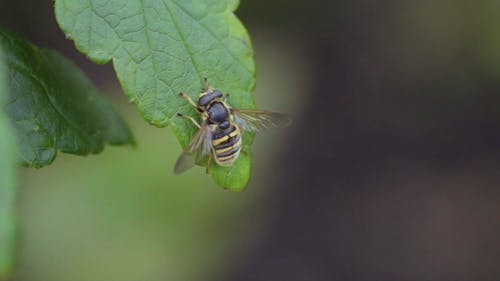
[0,47,17,281]
[0,31,134,168]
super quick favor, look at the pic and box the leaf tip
[209,149,252,192]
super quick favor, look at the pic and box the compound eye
[212,90,223,98]
[219,120,230,130]
[198,95,212,106]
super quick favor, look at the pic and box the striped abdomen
[212,124,242,166]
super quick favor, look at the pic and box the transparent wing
[231,109,292,132]
[174,122,213,174]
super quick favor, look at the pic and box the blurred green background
[2,0,500,280]
[14,43,304,280]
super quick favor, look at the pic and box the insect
[174,78,291,174]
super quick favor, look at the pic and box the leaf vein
[170,1,253,75]
[161,0,204,93]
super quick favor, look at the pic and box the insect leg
[203,77,209,91]
[206,153,212,174]
[224,93,230,103]
[179,92,203,112]
[176,113,201,128]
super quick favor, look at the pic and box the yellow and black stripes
[212,125,242,166]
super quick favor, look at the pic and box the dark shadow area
[228,1,500,280]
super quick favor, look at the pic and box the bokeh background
[1,0,500,280]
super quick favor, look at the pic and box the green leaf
[55,0,256,189]
[209,146,251,192]
[0,47,17,280]
[0,31,134,167]
[227,0,240,11]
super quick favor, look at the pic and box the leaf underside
[55,0,257,190]
[0,31,134,168]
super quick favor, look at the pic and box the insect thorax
[206,102,229,123]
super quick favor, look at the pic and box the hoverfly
[174,78,291,174]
